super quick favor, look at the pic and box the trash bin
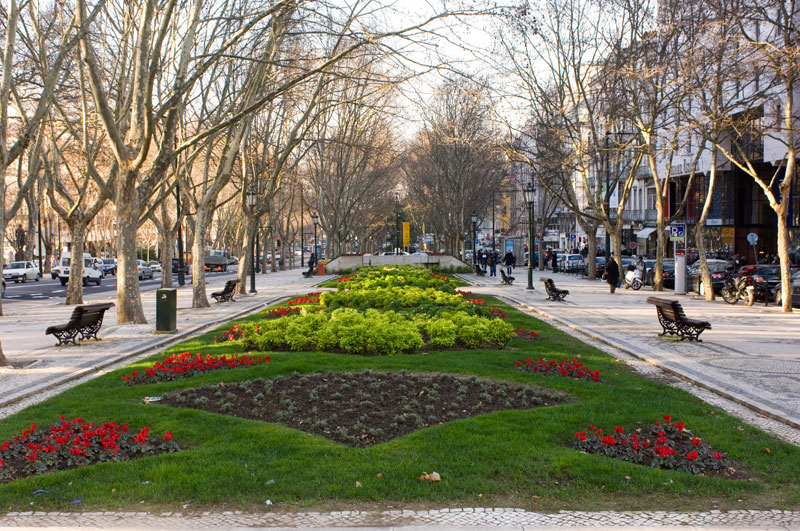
[156,288,177,332]
[317,260,326,276]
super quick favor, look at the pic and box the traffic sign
[669,225,685,242]
[746,232,758,245]
[629,241,637,249]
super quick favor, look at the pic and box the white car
[137,260,154,280]
[148,261,162,272]
[3,261,41,283]
[59,253,103,286]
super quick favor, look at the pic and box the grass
[1,294,799,514]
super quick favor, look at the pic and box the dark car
[582,256,606,277]
[644,259,675,289]
[737,264,781,302]
[788,270,800,307]
[101,258,117,276]
[686,259,732,296]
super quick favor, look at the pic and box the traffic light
[276,237,281,248]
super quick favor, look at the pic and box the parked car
[3,261,41,283]
[686,259,732,296]
[136,260,154,280]
[737,264,781,302]
[644,259,675,289]
[58,253,103,286]
[1,278,4,297]
[148,261,162,272]
[559,254,585,273]
[101,258,117,276]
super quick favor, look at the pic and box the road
[2,268,238,302]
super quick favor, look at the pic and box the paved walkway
[2,266,800,528]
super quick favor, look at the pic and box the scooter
[721,270,754,305]
[623,267,643,290]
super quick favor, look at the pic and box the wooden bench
[211,279,238,303]
[541,278,569,301]
[474,264,486,277]
[301,264,315,278]
[646,296,711,342]
[500,269,515,285]
[45,302,115,345]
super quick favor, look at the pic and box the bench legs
[655,308,707,341]
[51,329,80,346]
[79,320,105,341]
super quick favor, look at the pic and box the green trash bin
[156,288,177,332]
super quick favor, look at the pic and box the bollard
[156,288,177,332]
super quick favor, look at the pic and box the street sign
[629,241,637,249]
[669,225,685,242]
[746,232,758,245]
[402,222,410,247]
[422,233,434,245]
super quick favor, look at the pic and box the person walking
[503,250,515,275]
[551,252,558,273]
[480,250,488,273]
[488,251,497,277]
[605,256,620,294]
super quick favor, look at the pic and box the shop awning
[636,227,657,239]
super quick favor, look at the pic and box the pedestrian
[488,252,497,277]
[307,252,317,273]
[551,252,558,272]
[605,256,620,293]
[503,250,515,275]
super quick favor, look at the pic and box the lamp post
[312,213,319,264]
[176,186,185,286]
[471,211,478,265]
[247,187,257,294]
[395,191,401,253]
[523,182,536,290]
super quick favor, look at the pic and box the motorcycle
[721,270,754,305]
[623,267,643,290]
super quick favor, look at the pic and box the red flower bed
[513,326,539,340]
[573,415,740,477]
[489,307,506,318]
[336,277,351,283]
[0,417,179,482]
[121,352,270,385]
[467,298,485,305]
[515,357,600,382]
[456,289,473,295]
[287,294,321,305]
[264,306,302,319]
[213,324,244,343]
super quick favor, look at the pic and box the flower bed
[573,415,742,477]
[516,357,600,382]
[0,417,179,482]
[213,324,244,343]
[332,266,457,292]
[514,326,539,340]
[287,294,321,305]
[162,370,565,447]
[263,306,302,319]
[121,352,270,385]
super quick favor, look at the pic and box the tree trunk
[586,226,598,280]
[159,227,176,289]
[610,229,623,273]
[654,212,668,291]
[191,208,211,308]
[696,159,717,301]
[116,181,147,323]
[776,209,792,312]
[0,340,8,367]
[237,217,256,294]
[66,222,87,305]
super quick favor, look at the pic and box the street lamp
[247,187,258,294]
[395,191,401,253]
[471,211,478,265]
[523,182,536,290]
[311,212,319,263]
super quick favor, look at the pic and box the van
[58,252,103,287]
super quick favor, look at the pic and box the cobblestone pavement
[1,508,800,528]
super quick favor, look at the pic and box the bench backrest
[541,278,557,291]
[646,297,684,322]
[69,303,113,327]
[223,280,238,292]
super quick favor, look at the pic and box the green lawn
[1,294,798,513]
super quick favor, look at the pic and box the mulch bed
[160,370,567,447]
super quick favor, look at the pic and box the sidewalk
[467,268,800,435]
[0,269,330,417]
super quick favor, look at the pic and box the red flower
[163,432,173,441]
[514,361,522,368]
[691,437,700,447]
[663,414,671,424]
[601,435,617,447]
[686,450,699,461]
[713,452,723,459]
[614,426,625,434]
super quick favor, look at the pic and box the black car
[737,264,781,302]
[644,259,675,289]
[101,258,117,276]
[686,259,732,296]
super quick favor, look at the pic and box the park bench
[474,264,486,277]
[646,297,711,342]
[500,269,515,285]
[211,279,238,303]
[541,277,569,301]
[301,264,315,278]
[45,302,115,346]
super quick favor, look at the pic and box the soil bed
[161,370,567,447]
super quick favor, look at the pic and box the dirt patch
[160,370,567,447]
